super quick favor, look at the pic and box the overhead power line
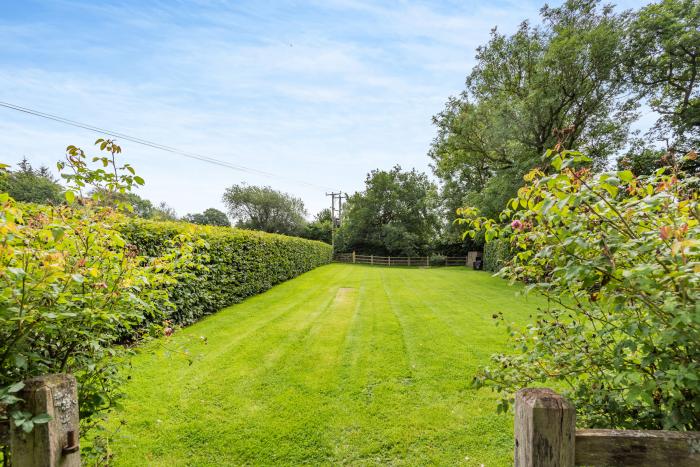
[0,100,335,191]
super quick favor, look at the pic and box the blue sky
[0,0,647,217]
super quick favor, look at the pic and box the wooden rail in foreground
[515,388,700,466]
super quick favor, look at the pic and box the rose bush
[459,149,699,430]
[0,140,191,463]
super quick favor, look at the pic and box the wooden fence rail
[515,388,700,466]
[334,252,483,267]
[335,254,430,266]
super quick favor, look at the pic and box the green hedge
[483,237,513,272]
[119,220,333,326]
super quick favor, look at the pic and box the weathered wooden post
[10,374,80,467]
[388,256,391,266]
[407,257,411,266]
[370,255,374,265]
[352,251,356,264]
[514,388,575,467]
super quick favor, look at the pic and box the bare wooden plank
[575,429,700,467]
[515,388,576,467]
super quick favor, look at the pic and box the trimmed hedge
[119,220,333,325]
[483,237,513,272]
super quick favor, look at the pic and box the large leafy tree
[336,166,439,256]
[0,157,63,204]
[302,208,333,244]
[430,0,635,218]
[624,0,700,150]
[222,184,306,235]
[183,208,231,227]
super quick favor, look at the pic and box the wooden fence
[515,388,700,466]
[1,374,80,467]
[335,253,429,266]
[335,251,482,267]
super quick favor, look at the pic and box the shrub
[119,220,333,326]
[459,149,700,430]
[483,237,512,272]
[0,140,186,463]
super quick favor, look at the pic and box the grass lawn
[109,264,544,466]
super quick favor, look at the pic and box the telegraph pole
[326,191,348,251]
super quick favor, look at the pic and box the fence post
[370,255,373,265]
[352,251,356,264]
[514,388,575,467]
[10,374,80,467]
[388,256,391,266]
[408,257,411,266]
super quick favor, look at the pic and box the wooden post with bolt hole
[10,374,80,467]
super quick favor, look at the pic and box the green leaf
[32,413,52,424]
[71,273,85,283]
[7,381,25,393]
[65,190,76,204]
[618,170,634,182]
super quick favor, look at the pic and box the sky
[0,0,649,218]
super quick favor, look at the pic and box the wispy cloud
[0,0,639,216]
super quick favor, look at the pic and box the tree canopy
[430,0,635,219]
[183,208,231,227]
[336,166,438,256]
[624,0,700,150]
[222,184,307,236]
[0,157,63,205]
[302,208,333,244]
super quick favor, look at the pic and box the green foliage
[336,166,439,256]
[301,208,332,244]
[483,238,512,272]
[222,184,307,235]
[460,149,700,430]
[183,207,231,227]
[618,143,700,177]
[0,157,63,205]
[93,191,177,221]
[119,220,333,326]
[431,0,634,219]
[0,140,183,459]
[624,0,700,149]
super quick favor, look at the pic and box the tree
[461,148,700,430]
[617,141,700,176]
[91,191,179,221]
[183,208,231,227]
[624,0,700,150]
[0,157,63,204]
[222,184,307,235]
[302,208,333,244]
[336,166,439,255]
[430,0,635,219]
